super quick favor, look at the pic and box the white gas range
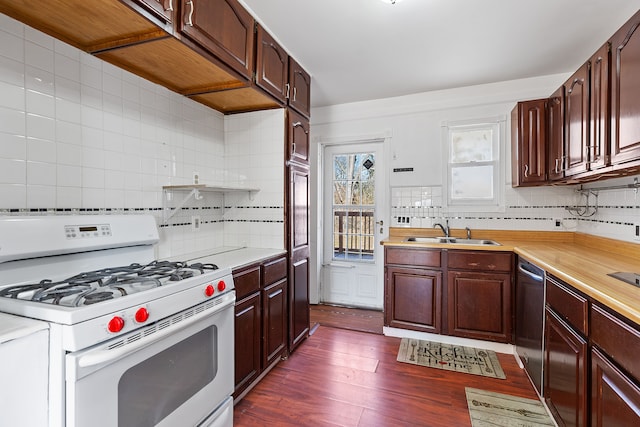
[0,215,235,427]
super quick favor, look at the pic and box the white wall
[309,74,640,302]
[0,14,285,259]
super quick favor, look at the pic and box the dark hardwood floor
[310,304,384,335]
[233,326,539,426]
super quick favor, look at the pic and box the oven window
[118,326,218,426]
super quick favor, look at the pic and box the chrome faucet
[433,219,450,238]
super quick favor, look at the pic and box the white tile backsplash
[0,14,286,256]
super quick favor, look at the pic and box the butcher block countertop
[383,228,640,326]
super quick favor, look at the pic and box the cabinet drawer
[262,256,287,285]
[546,276,588,336]
[447,251,513,272]
[233,264,261,300]
[385,247,441,268]
[591,304,640,380]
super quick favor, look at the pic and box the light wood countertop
[383,228,640,325]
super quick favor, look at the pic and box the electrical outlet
[634,224,640,241]
[191,216,201,231]
[554,219,562,229]
[193,172,199,185]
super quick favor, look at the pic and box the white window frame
[442,116,505,212]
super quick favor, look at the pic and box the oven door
[65,293,234,427]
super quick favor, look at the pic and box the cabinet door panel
[548,86,565,181]
[179,0,254,79]
[564,63,589,176]
[544,308,588,427]
[386,267,441,333]
[234,292,261,397]
[263,279,287,368]
[256,25,288,103]
[511,99,547,186]
[288,56,311,118]
[591,347,640,427]
[590,43,611,170]
[287,110,309,165]
[611,10,640,165]
[447,271,511,342]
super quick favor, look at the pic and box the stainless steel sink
[404,237,500,246]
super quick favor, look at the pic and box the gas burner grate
[0,260,220,307]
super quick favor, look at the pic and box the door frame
[311,131,391,307]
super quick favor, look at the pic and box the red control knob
[108,316,125,333]
[205,284,215,297]
[135,307,149,323]
[217,280,226,292]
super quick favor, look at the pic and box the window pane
[451,165,494,199]
[451,129,493,163]
[333,181,347,204]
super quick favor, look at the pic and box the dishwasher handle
[518,263,544,282]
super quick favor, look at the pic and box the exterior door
[322,142,386,309]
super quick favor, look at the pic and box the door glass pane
[332,153,375,262]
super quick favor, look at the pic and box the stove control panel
[65,223,112,239]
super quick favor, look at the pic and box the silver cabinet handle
[166,0,173,11]
[291,142,296,156]
[554,158,560,174]
[185,0,194,26]
[285,83,290,99]
[524,164,529,178]
[293,87,297,102]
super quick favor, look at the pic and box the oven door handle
[77,293,234,368]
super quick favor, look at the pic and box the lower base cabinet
[544,308,588,427]
[233,255,288,400]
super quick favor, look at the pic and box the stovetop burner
[0,260,219,307]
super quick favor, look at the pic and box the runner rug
[396,338,506,379]
[465,388,555,427]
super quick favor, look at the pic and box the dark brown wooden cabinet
[288,57,311,119]
[548,86,565,181]
[178,0,254,79]
[564,63,590,177]
[233,255,288,400]
[610,9,640,167]
[447,251,513,343]
[233,264,261,398]
[511,99,548,186]
[544,308,588,427]
[591,347,640,427]
[287,110,310,165]
[256,24,288,103]
[287,165,310,352]
[386,265,442,333]
[134,0,174,25]
[261,257,288,369]
[589,43,611,172]
[384,247,513,340]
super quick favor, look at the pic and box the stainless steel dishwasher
[515,256,545,395]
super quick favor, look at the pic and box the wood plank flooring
[233,326,539,426]
[310,304,384,335]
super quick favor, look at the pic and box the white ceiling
[240,0,640,109]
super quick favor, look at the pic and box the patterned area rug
[396,338,506,379]
[465,388,555,426]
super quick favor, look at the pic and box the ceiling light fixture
[380,0,403,4]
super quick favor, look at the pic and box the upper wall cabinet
[511,99,547,186]
[256,24,289,103]
[564,63,590,177]
[547,86,565,182]
[288,57,311,119]
[611,9,640,167]
[0,0,173,52]
[589,42,611,172]
[177,0,254,80]
[287,109,310,166]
